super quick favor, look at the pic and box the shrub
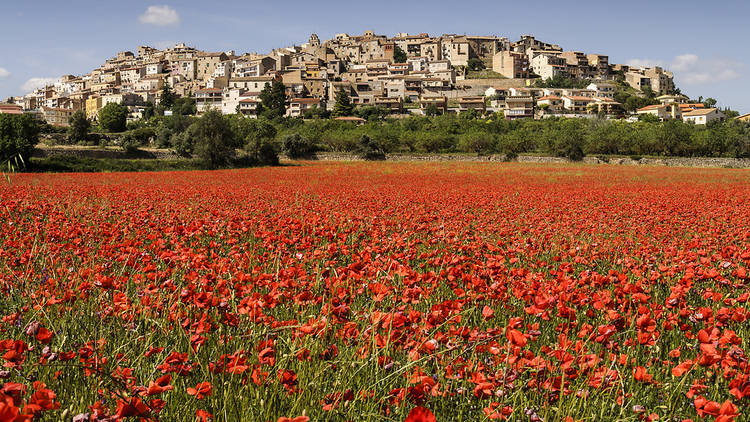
[458,131,495,155]
[67,110,91,144]
[357,135,385,160]
[0,113,40,164]
[120,134,141,154]
[283,133,316,159]
[190,109,236,169]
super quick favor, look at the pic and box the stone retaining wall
[296,153,750,168]
[33,147,184,160]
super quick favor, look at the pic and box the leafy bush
[357,135,385,160]
[67,111,91,144]
[190,110,236,169]
[283,133,316,159]
[0,113,40,164]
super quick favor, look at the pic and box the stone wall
[292,153,750,168]
[33,146,185,160]
[33,146,750,169]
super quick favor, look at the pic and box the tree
[155,125,173,148]
[458,131,495,155]
[0,113,40,164]
[142,101,155,120]
[393,46,407,63]
[467,58,486,71]
[160,82,176,110]
[259,80,287,119]
[357,135,385,160]
[703,98,717,108]
[98,102,128,132]
[237,118,278,164]
[641,86,657,99]
[424,104,441,117]
[303,105,331,119]
[190,109,236,168]
[282,133,315,159]
[68,110,91,143]
[354,105,389,121]
[332,88,353,117]
[546,119,586,160]
[172,97,197,116]
[534,75,589,89]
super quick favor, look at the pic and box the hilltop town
[2,31,739,125]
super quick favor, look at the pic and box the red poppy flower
[404,406,436,422]
[187,382,212,400]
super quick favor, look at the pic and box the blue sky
[1,0,748,113]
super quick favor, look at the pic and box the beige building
[537,95,563,113]
[196,52,229,81]
[420,95,448,113]
[504,96,534,119]
[637,104,682,120]
[457,96,486,114]
[85,97,103,120]
[625,67,674,94]
[195,88,223,113]
[657,94,689,104]
[492,51,530,79]
[440,36,471,67]
[562,95,595,113]
[287,98,322,117]
[229,76,277,91]
[41,107,74,126]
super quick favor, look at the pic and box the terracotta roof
[0,104,23,114]
[506,96,533,101]
[230,76,275,81]
[564,96,595,102]
[290,98,321,104]
[637,104,664,111]
[683,108,719,117]
[334,116,366,122]
[538,95,561,101]
[459,97,485,103]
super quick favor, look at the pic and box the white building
[586,82,616,99]
[530,54,567,80]
[682,108,726,125]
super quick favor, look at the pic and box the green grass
[466,70,506,79]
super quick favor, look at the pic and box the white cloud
[21,77,59,92]
[626,54,745,86]
[671,54,699,72]
[626,58,665,68]
[672,55,744,85]
[138,5,180,27]
[0,68,9,79]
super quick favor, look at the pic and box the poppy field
[1,162,749,422]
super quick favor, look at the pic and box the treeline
[131,112,750,161]
[274,116,750,160]
[4,111,750,172]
